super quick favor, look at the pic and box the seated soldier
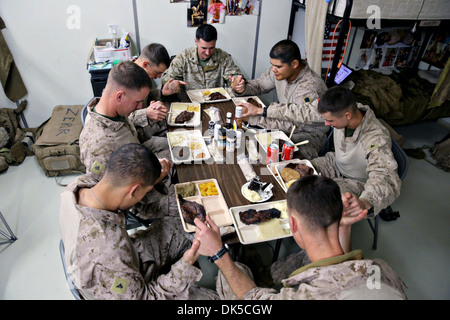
[310,86,402,216]
[230,39,328,159]
[194,175,407,300]
[60,143,218,300]
[80,61,176,219]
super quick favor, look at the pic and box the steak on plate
[239,208,281,225]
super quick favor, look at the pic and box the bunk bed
[290,0,450,126]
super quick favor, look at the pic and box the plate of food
[187,87,231,104]
[254,131,299,155]
[229,200,291,245]
[241,177,273,203]
[168,102,201,127]
[267,159,318,192]
[167,130,211,164]
[232,96,266,109]
[175,179,232,233]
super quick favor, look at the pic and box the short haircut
[196,24,218,42]
[317,86,357,116]
[140,43,171,68]
[105,143,161,187]
[269,39,302,64]
[286,175,343,232]
[107,60,152,91]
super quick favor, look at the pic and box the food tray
[231,96,266,109]
[167,102,201,127]
[267,159,318,192]
[167,130,211,164]
[229,200,291,245]
[187,87,231,104]
[175,179,232,233]
[254,131,299,155]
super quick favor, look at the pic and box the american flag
[322,19,348,61]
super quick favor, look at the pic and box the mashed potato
[242,186,261,202]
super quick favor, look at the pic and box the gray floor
[0,120,449,300]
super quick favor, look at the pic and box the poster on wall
[422,30,449,69]
[207,0,226,24]
[356,28,422,70]
[187,0,207,27]
[226,0,241,16]
[241,0,260,15]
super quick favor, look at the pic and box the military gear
[33,105,85,177]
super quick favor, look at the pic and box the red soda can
[266,143,279,164]
[282,141,294,161]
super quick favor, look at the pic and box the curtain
[304,1,329,75]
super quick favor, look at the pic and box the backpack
[33,105,86,177]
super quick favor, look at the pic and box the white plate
[229,200,291,245]
[187,87,231,104]
[168,102,201,127]
[254,131,299,154]
[267,159,318,192]
[167,130,211,164]
[232,96,266,109]
[241,181,273,203]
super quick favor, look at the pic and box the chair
[0,211,18,245]
[320,129,409,250]
[81,97,96,126]
[59,240,83,300]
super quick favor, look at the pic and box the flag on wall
[322,20,348,61]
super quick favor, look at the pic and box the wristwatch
[208,244,229,263]
[262,106,268,117]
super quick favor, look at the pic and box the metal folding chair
[0,211,17,245]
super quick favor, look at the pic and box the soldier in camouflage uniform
[60,144,219,300]
[80,61,178,219]
[231,40,328,159]
[194,175,407,300]
[133,43,171,143]
[160,24,242,95]
[310,86,402,216]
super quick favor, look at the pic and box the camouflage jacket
[243,250,407,300]
[60,177,202,300]
[79,98,149,181]
[161,46,242,91]
[241,62,328,132]
[311,104,401,214]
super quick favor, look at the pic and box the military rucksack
[33,105,86,177]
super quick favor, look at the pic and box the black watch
[208,244,229,263]
[262,106,268,117]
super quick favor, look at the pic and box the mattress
[328,0,450,20]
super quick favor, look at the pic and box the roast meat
[175,110,195,124]
[178,194,206,225]
[239,208,281,225]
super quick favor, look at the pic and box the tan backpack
[33,105,86,177]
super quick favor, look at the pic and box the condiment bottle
[234,106,243,130]
[218,128,226,150]
[226,129,236,152]
[225,112,233,129]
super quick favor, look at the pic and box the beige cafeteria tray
[167,130,211,164]
[167,102,201,127]
[187,87,231,104]
[229,200,291,245]
[175,178,232,233]
[267,159,318,193]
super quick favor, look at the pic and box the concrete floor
[0,120,449,300]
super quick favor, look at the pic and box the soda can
[282,141,294,161]
[266,143,279,164]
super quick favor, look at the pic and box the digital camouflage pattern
[60,176,218,300]
[311,104,401,215]
[79,98,177,219]
[161,47,242,90]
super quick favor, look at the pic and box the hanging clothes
[0,17,27,102]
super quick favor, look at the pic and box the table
[164,94,288,260]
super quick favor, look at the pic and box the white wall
[0,0,291,128]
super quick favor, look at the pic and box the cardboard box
[87,38,137,65]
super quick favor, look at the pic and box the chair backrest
[81,97,96,126]
[391,138,409,181]
[59,240,83,300]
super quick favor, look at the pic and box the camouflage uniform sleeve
[161,50,188,86]
[359,132,401,215]
[219,50,243,83]
[240,68,276,97]
[128,109,149,128]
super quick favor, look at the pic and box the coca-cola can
[266,143,279,164]
[282,141,294,161]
